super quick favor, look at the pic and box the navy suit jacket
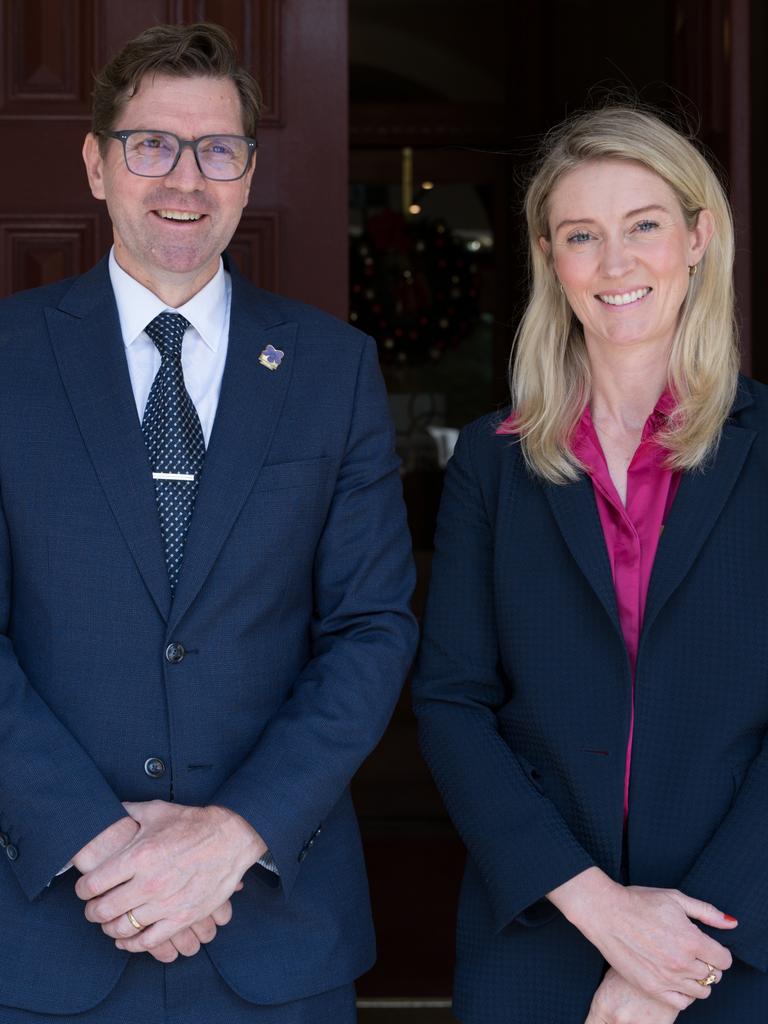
[413,381,768,1023]
[0,257,417,1015]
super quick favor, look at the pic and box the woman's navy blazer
[413,377,768,1023]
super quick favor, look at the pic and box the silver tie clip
[152,472,195,481]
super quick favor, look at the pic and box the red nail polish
[724,914,738,922]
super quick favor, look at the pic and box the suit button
[165,642,185,664]
[144,757,166,779]
[6,844,18,861]
[0,832,8,848]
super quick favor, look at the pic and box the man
[0,22,416,1023]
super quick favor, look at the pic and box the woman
[412,106,768,1023]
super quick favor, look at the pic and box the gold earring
[688,264,698,277]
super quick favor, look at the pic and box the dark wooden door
[0,0,348,316]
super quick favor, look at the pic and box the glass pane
[350,168,497,511]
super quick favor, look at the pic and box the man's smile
[153,209,205,222]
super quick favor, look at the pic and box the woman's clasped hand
[549,867,736,1021]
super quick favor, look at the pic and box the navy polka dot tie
[141,312,206,593]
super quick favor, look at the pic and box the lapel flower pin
[258,344,285,371]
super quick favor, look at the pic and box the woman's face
[541,158,713,356]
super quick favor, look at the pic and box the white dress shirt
[109,248,231,445]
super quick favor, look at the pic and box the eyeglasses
[101,130,257,181]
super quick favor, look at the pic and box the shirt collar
[108,247,227,353]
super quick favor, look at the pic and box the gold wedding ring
[696,962,718,987]
[126,909,144,931]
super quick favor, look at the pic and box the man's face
[82,74,255,302]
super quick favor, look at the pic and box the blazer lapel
[642,409,756,639]
[543,474,622,638]
[46,260,172,620]
[168,275,296,631]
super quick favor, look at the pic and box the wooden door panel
[0,213,102,295]
[1,0,96,117]
[226,210,279,292]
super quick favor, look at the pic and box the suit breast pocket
[252,456,333,493]
[238,457,335,557]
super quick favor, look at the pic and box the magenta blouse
[571,391,680,817]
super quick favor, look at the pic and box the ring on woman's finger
[126,909,144,931]
[696,962,718,987]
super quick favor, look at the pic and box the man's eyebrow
[553,204,671,233]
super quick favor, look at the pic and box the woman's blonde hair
[508,105,739,483]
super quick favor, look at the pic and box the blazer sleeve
[211,336,418,899]
[0,491,127,901]
[412,423,594,932]
[678,733,768,972]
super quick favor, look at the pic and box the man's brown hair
[92,22,262,147]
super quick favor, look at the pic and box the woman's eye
[566,231,592,244]
[635,219,660,233]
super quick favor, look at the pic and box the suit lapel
[642,414,755,639]
[47,260,172,620]
[168,273,297,631]
[543,474,622,638]
[544,386,756,645]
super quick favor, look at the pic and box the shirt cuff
[257,850,279,875]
